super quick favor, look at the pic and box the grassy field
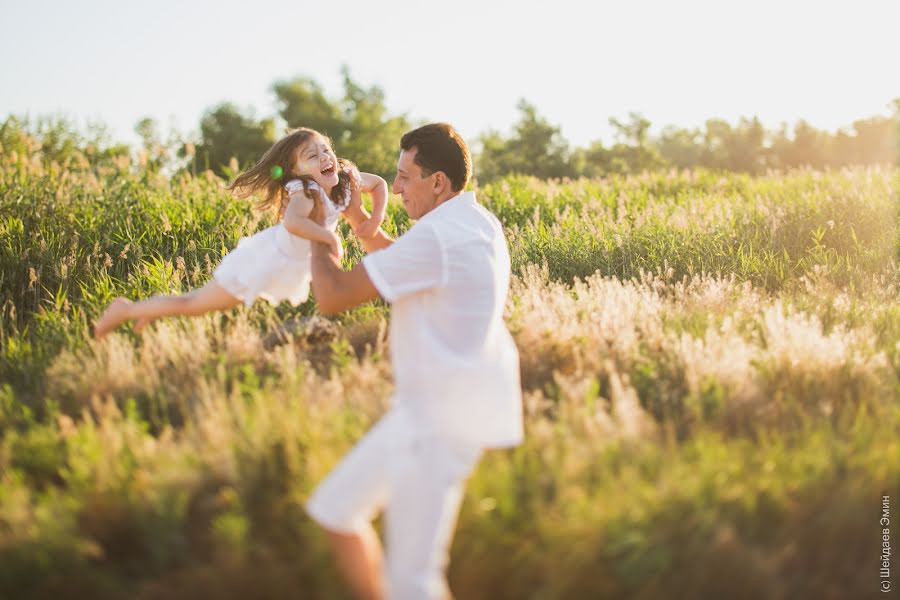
[1,143,898,599]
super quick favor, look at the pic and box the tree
[605,112,664,173]
[656,126,703,169]
[725,117,766,173]
[768,120,826,169]
[571,141,615,178]
[272,77,345,141]
[610,112,651,148]
[893,98,900,166]
[272,67,410,180]
[134,117,169,172]
[846,116,895,165]
[698,117,766,173]
[477,100,574,182]
[193,104,276,176]
[335,67,411,180]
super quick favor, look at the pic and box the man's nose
[391,178,401,195]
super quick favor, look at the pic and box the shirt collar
[419,190,476,223]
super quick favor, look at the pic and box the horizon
[1,0,898,149]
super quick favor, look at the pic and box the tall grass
[1,135,898,598]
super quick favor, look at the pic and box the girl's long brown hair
[227,128,354,222]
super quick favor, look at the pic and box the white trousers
[306,406,482,600]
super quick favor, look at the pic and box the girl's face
[293,136,340,190]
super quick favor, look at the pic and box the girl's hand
[343,164,362,192]
[278,193,290,221]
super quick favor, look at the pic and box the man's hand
[354,215,382,239]
[347,185,363,217]
[325,231,344,261]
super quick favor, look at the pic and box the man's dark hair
[400,123,472,192]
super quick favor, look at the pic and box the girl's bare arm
[282,190,337,245]
[359,172,388,223]
[343,172,393,252]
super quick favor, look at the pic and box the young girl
[93,127,388,339]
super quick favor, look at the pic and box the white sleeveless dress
[213,180,348,306]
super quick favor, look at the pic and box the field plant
[1,129,898,599]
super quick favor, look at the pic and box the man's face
[392,148,436,220]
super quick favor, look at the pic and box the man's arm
[353,226,394,254]
[310,241,381,315]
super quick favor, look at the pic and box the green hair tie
[271,165,284,180]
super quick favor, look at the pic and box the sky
[1,0,897,149]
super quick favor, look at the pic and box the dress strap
[284,179,320,195]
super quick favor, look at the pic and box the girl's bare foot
[94,298,133,339]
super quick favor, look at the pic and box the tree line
[478,100,898,180]
[2,69,897,182]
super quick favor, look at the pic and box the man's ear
[432,171,448,195]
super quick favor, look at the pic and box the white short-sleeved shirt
[362,191,523,448]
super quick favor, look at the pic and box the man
[306,123,523,600]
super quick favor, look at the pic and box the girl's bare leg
[94,281,241,339]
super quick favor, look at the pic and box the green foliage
[271,77,346,138]
[272,66,410,180]
[477,98,899,182]
[193,104,277,176]
[0,131,898,599]
[9,77,892,187]
[478,100,576,181]
[0,114,131,172]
